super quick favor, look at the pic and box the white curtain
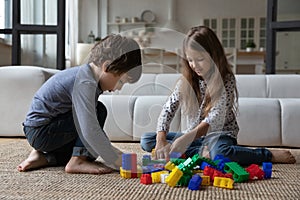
[20,0,35,65]
[66,0,79,68]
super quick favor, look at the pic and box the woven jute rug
[0,139,299,200]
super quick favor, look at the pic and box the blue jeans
[24,102,107,166]
[140,132,272,166]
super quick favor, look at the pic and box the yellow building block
[213,177,234,189]
[166,167,183,187]
[120,167,132,179]
[165,161,176,171]
[201,175,210,186]
[151,170,169,183]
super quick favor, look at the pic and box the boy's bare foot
[270,149,296,164]
[17,149,48,172]
[65,156,113,174]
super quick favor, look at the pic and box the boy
[18,34,142,174]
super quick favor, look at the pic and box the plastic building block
[160,173,169,184]
[142,155,151,166]
[245,164,265,180]
[142,165,164,174]
[120,167,132,179]
[166,166,183,187]
[203,166,232,182]
[122,153,137,173]
[188,174,202,190]
[198,155,218,168]
[203,166,216,182]
[120,166,142,179]
[140,174,152,184]
[200,161,212,170]
[122,153,133,170]
[165,161,176,171]
[201,175,210,186]
[177,173,192,186]
[192,169,203,174]
[151,170,169,183]
[224,162,249,183]
[262,162,272,179]
[213,155,231,172]
[151,149,156,158]
[213,177,234,189]
[177,155,200,173]
[170,158,186,165]
[177,157,193,173]
[170,152,182,159]
[213,169,233,180]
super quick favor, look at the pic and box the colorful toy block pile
[120,152,273,190]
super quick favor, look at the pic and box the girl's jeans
[140,132,272,166]
[23,102,107,166]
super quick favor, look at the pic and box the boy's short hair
[88,34,142,83]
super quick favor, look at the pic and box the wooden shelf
[107,22,156,26]
[237,51,266,57]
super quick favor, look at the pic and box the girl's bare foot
[270,149,296,164]
[17,149,48,172]
[65,156,113,174]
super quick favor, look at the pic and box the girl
[18,34,142,174]
[140,26,295,165]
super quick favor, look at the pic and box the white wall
[78,0,267,42]
[78,0,100,43]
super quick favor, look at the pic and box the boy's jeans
[140,131,272,165]
[24,102,107,166]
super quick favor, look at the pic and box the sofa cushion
[132,96,181,141]
[155,73,181,95]
[236,75,267,97]
[99,95,137,141]
[237,98,281,146]
[279,99,300,147]
[117,74,157,95]
[267,75,300,98]
[0,66,58,136]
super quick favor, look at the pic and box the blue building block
[200,161,211,170]
[262,162,272,179]
[170,152,182,159]
[122,153,132,170]
[213,155,231,172]
[142,155,151,166]
[188,174,202,190]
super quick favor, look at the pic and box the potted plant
[246,41,256,52]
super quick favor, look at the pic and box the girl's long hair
[180,26,238,117]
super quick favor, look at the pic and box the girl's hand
[170,133,195,156]
[154,131,171,160]
[154,140,171,160]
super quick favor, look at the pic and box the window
[0,0,65,69]
[240,17,255,49]
[259,17,266,48]
[203,17,265,50]
[221,18,236,48]
[266,0,300,74]
[204,18,218,35]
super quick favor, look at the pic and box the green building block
[177,173,192,187]
[170,158,186,165]
[224,162,249,182]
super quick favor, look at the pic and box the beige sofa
[0,66,299,149]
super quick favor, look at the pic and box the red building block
[140,174,152,185]
[245,164,265,180]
